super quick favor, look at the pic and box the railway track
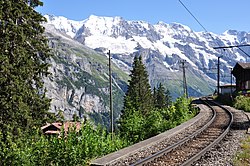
[133,99,233,166]
[91,99,233,166]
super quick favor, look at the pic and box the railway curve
[91,99,234,166]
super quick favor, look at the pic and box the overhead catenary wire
[238,47,250,58]
[213,45,250,49]
[178,0,250,57]
[178,0,225,95]
[178,0,208,32]
[179,0,250,95]
[178,0,222,48]
[214,45,250,58]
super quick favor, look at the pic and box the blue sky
[36,0,250,34]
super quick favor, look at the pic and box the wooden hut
[41,122,82,135]
[232,62,250,94]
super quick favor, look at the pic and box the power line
[178,0,250,94]
[238,47,250,58]
[179,0,250,58]
[213,44,250,49]
[178,0,223,95]
[178,0,208,32]
[178,0,221,48]
[214,45,250,58]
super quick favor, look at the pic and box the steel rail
[180,99,233,166]
[131,98,217,166]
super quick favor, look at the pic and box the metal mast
[217,56,221,95]
[180,60,188,98]
[107,50,114,137]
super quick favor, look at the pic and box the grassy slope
[234,136,250,165]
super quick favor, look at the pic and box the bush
[0,122,130,166]
[234,96,250,112]
[119,111,147,143]
[119,96,198,144]
[0,97,198,165]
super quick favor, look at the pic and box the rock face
[43,24,127,123]
[43,15,250,121]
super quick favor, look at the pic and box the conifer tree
[155,83,167,109]
[0,0,52,138]
[123,55,153,115]
[153,87,157,107]
[119,55,153,140]
[165,88,172,107]
[153,83,172,109]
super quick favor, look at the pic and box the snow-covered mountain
[44,14,250,98]
[44,15,84,38]
[43,24,128,122]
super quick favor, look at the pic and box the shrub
[119,96,198,144]
[0,97,198,165]
[234,96,250,112]
[0,122,130,165]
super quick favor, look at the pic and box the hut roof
[41,122,82,135]
[237,62,250,69]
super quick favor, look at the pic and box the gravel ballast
[193,106,250,166]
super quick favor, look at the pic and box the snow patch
[85,36,137,54]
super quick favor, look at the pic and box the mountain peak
[156,21,168,26]
[44,15,84,38]
[224,29,238,35]
[43,14,250,103]
[43,14,250,64]
[169,22,192,32]
[87,15,124,23]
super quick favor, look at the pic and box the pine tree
[123,55,153,115]
[0,0,52,138]
[165,88,172,107]
[153,83,172,109]
[153,87,157,107]
[119,55,153,141]
[155,83,167,109]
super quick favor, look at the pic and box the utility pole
[230,68,233,95]
[180,60,188,98]
[213,45,250,95]
[217,56,221,95]
[107,50,114,137]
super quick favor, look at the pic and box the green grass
[234,136,250,166]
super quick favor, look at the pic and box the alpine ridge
[43,14,250,121]
[45,14,250,70]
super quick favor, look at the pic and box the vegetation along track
[134,99,233,166]
[91,99,233,166]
